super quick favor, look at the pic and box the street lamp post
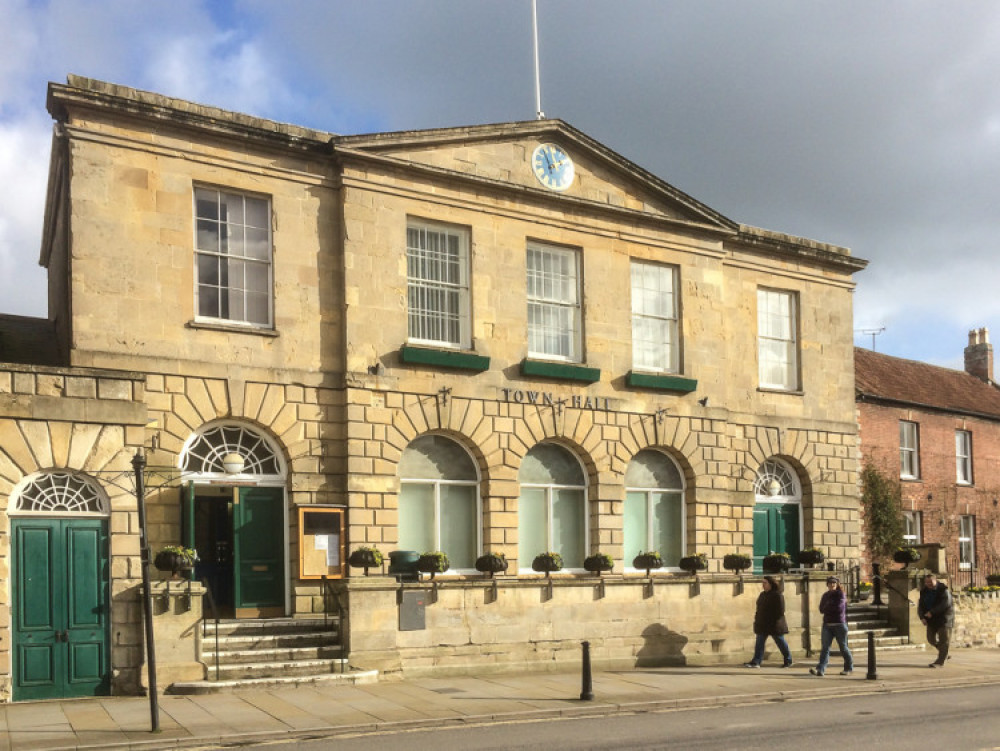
[132,450,160,732]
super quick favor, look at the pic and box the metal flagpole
[532,0,544,119]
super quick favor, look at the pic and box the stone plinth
[140,580,206,690]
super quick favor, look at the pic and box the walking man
[918,572,954,668]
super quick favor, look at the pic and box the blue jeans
[816,622,853,674]
[751,632,791,665]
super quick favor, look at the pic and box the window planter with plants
[797,547,825,567]
[416,551,450,580]
[892,546,921,568]
[762,551,791,573]
[153,545,199,578]
[678,552,708,575]
[583,552,614,575]
[722,553,753,574]
[633,550,662,576]
[475,551,508,577]
[348,546,384,576]
[532,551,563,577]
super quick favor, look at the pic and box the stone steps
[167,616,377,695]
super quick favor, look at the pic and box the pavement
[2,649,1000,751]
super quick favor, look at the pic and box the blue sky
[2,1,1000,369]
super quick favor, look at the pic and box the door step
[168,616,377,694]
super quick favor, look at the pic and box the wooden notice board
[298,507,345,579]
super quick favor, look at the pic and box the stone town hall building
[0,76,866,700]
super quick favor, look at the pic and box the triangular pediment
[334,120,736,231]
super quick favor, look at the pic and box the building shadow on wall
[635,623,689,667]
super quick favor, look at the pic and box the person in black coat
[744,575,793,668]
[918,572,954,668]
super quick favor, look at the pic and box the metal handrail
[199,577,221,681]
[322,575,347,674]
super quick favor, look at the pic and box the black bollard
[580,640,594,701]
[866,630,878,680]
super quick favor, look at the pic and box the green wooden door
[752,504,800,573]
[11,518,110,700]
[233,487,284,616]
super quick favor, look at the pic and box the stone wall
[338,573,830,678]
[953,592,1000,648]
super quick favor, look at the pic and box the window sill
[520,359,601,383]
[626,371,697,393]
[757,387,804,396]
[900,477,922,483]
[400,345,490,372]
[187,320,278,337]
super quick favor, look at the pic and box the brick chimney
[964,327,994,382]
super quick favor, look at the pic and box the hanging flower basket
[153,546,198,577]
[893,547,921,568]
[797,548,825,567]
[583,553,614,575]
[416,551,450,580]
[633,551,662,576]
[532,551,563,576]
[723,553,752,574]
[762,552,791,573]
[475,552,508,577]
[348,546,384,576]
[678,553,708,575]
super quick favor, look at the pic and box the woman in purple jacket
[809,576,854,676]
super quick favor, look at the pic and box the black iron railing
[322,575,347,674]
[199,577,221,680]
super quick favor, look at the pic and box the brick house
[856,330,1000,582]
[0,75,867,700]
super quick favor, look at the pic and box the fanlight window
[182,424,282,476]
[753,459,798,499]
[12,471,108,515]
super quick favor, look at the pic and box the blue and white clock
[531,143,575,192]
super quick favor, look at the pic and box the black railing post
[872,562,884,605]
[866,630,878,680]
[580,641,594,701]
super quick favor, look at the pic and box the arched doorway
[180,423,287,618]
[751,459,802,573]
[9,471,111,700]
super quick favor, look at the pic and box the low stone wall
[338,573,829,679]
[953,592,1000,648]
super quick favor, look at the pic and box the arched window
[753,459,800,501]
[624,450,685,568]
[182,423,283,478]
[518,443,587,570]
[10,471,109,516]
[398,435,480,570]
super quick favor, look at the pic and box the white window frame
[398,436,481,572]
[624,453,686,572]
[899,421,920,479]
[757,288,799,391]
[959,515,975,571]
[194,186,273,328]
[956,430,973,485]
[526,242,582,362]
[630,260,679,374]
[903,510,922,545]
[406,218,471,348]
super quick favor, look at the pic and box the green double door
[752,503,800,573]
[11,518,110,701]
[187,485,285,617]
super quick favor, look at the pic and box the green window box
[626,371,698,392]
[400,345,490,372]
[520,359,601,383]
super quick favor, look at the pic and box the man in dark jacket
[918,573,954,668]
